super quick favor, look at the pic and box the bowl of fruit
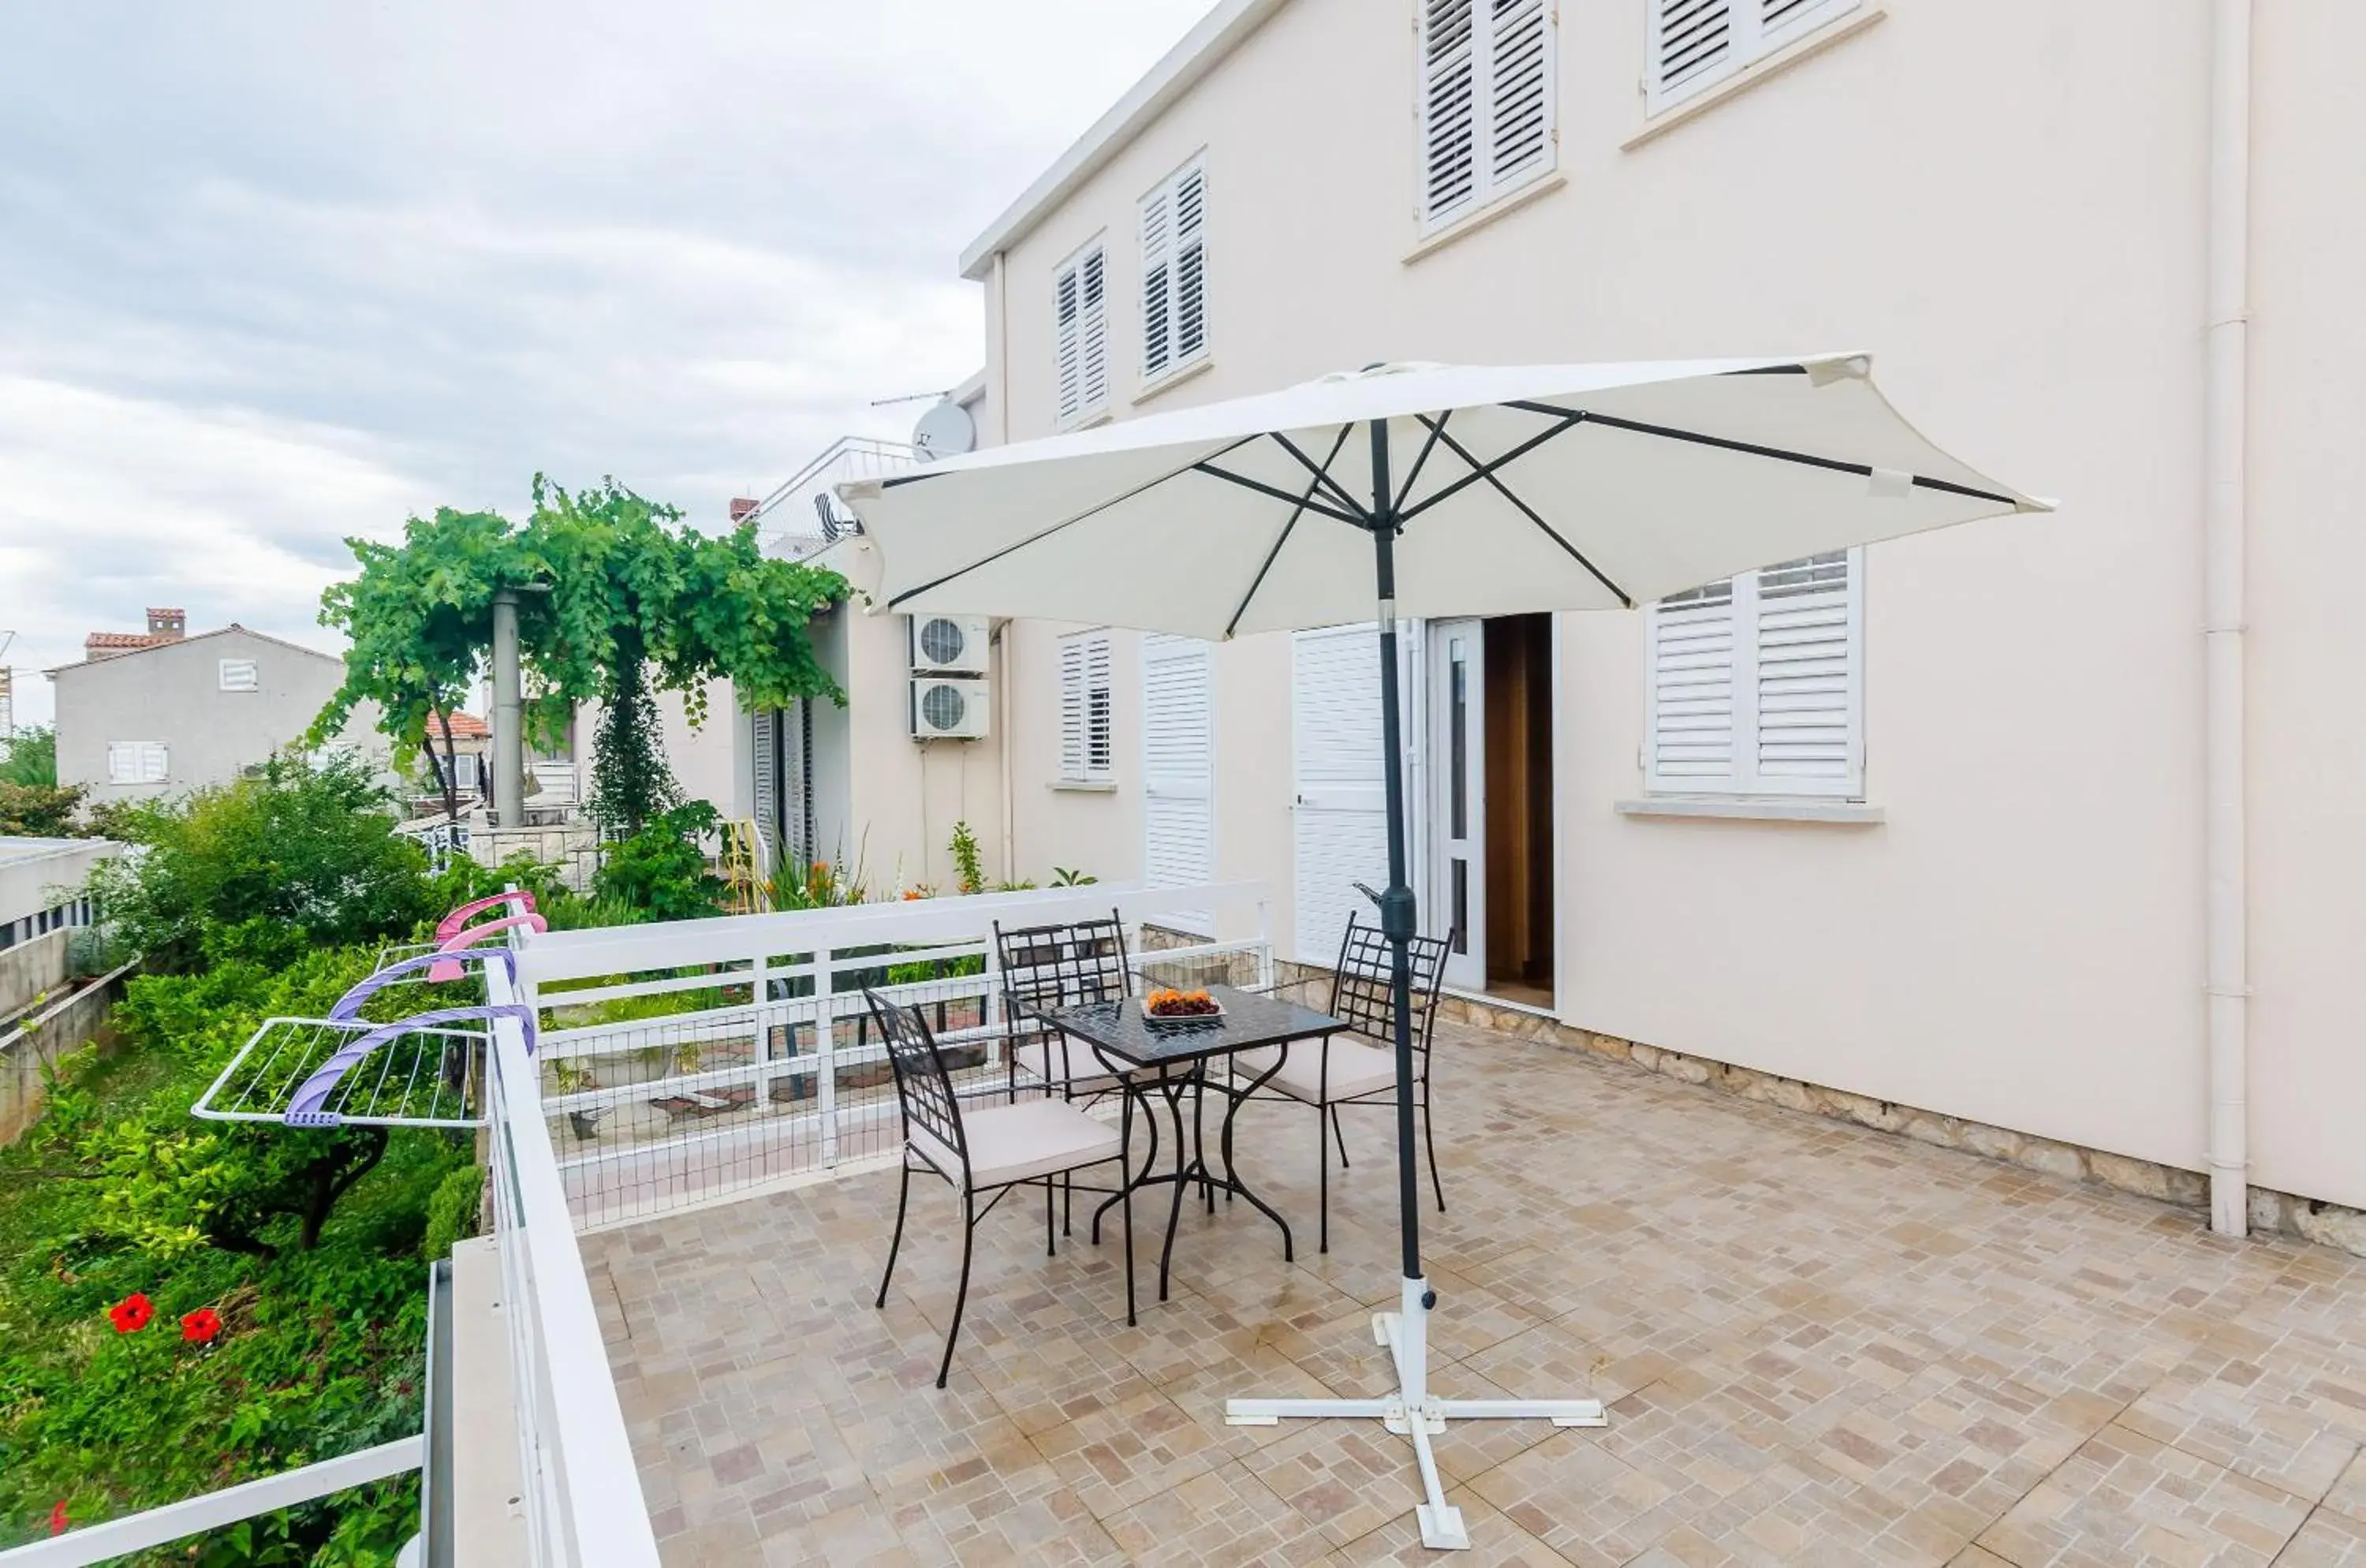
[1142,987,1224,1028]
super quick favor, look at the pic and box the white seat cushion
[1013,1034,1121,1092]
[911,1099,1122,1190]
[1236,1037,1398,1105]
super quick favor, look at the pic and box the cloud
[0,0,1215,725]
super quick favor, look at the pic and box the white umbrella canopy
[842,353,2050,639]
[838,351,2051,1552]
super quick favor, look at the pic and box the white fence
[484,946,662,1568]
[514,883,1276,1230]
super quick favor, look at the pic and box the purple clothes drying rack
[191,916,541,1130]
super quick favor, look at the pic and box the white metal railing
[517,883,1275,1230]
[0,1439,421,1568]
[748,434,920,560]
[485,943,662,1568]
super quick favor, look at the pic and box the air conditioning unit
[911,676,990,741]
[909,614,991,675]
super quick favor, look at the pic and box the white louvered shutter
[1059,631,1114,782]
[1054,261,1082,424]
[1141,162,1207,385]
[1487,0,1552,192]
[1142,635,1215,933]
[1644,550,1861,797]
[1421,0,1555,233]
[1078,248,1108,416]
[1420,0,1479,226]
[1649,0,1857,113]
[1140,186,1172,379]
[1650,0,1733,109]
[1645,579,1737,790]
[1172,165,1206,366]
[1290,625,1415,965]
[1752,551,1860,793]
[750,708,778,871]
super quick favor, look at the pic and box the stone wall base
[1425,989,2366,1260]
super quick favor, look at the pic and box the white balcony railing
[484,947,662,1568]
[745,435,921,562]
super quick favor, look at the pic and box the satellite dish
[912,398,976,461]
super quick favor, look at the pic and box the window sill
[1622,6,1888,153]
[1403,171,1567,267]
[1050,779,1118,793]
[1616,796,1884,825]
[1133,356,1213,407]
[1058,409,1115,434]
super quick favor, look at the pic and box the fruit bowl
[1142,987,1224,1029]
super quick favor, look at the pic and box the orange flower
[106,1293,154,1334]
[180,1307,222,1345]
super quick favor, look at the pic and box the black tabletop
[1033,984,1347,1069]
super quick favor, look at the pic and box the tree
[0,783,84,838]
[313,507,535,821]
[0,722,57,786]
[314,477,847,836]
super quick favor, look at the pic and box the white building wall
[942,0,2366,1206]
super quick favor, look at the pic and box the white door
[1290,624,1416,965]
[1142,634,1215,935]
[1429,619,1486,990]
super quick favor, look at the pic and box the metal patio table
[1032,983,1346,1300]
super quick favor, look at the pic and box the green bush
[86,752,436,972]
[422,1165,485,1263]
[593,801,726,921]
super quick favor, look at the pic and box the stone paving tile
[588,1020,2366,1565]
[1975,1421,2312,1567]
[2275,1509,2366,1568]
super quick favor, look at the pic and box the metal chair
[992,912,1134,1103]
[865,987,1135,1389]
[1236,915,1454,1253]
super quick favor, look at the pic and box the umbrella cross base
[1224,1277,1607,1552]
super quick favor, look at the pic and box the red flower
[180,1308,222,1346]
[106,1293,154,1334]
[48,1499,68,1536]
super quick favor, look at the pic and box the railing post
[1256,892,1275,990]
[752,946,775,1111]
[815,945,838,1167]
[983,927,1005,1077]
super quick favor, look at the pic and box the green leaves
[315,476,848,827]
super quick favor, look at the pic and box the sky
[0,1,1215,727]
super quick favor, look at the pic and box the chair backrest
[1329,916,1453,1054]
[863,987,967,1169]
[992,911,1134,1020]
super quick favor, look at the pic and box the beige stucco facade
[768,0,2366,1215]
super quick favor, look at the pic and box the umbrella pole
[1226,420,1607,1552]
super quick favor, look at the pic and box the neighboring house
[47,614,384,805]
[0,836,114,1017]
[743,2,2366,1229]
[412,710,492,812]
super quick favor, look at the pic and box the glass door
[1428,619,1484,991]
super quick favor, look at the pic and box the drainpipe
[2203,0,2252,1238]
[996,622,1017,884]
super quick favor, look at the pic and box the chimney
[146,607,186,640]
[728,497,760,524]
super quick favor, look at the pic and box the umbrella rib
[1502,401,2023,506]
[1190,462,1368,526]
[1223,425,1357,640]
[885,436,1264,607]
[1397,411,1587,522]
[1391,409,1450,516]
[1265,430,1369,521]
[1413,415,1634,609]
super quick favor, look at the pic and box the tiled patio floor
[586,1021,2366,1566]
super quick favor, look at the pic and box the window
[106,741,168,785]
[450,752,481,793]
[1644,550,1862,797]
[218,657,259,692]
[1647,0,1860,114]
[1058,631,1114,783]
[1054,241,1109,427]
[1418,0,1555,233]
[1140,159,1207,383]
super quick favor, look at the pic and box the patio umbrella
[842,353,2048,1550]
